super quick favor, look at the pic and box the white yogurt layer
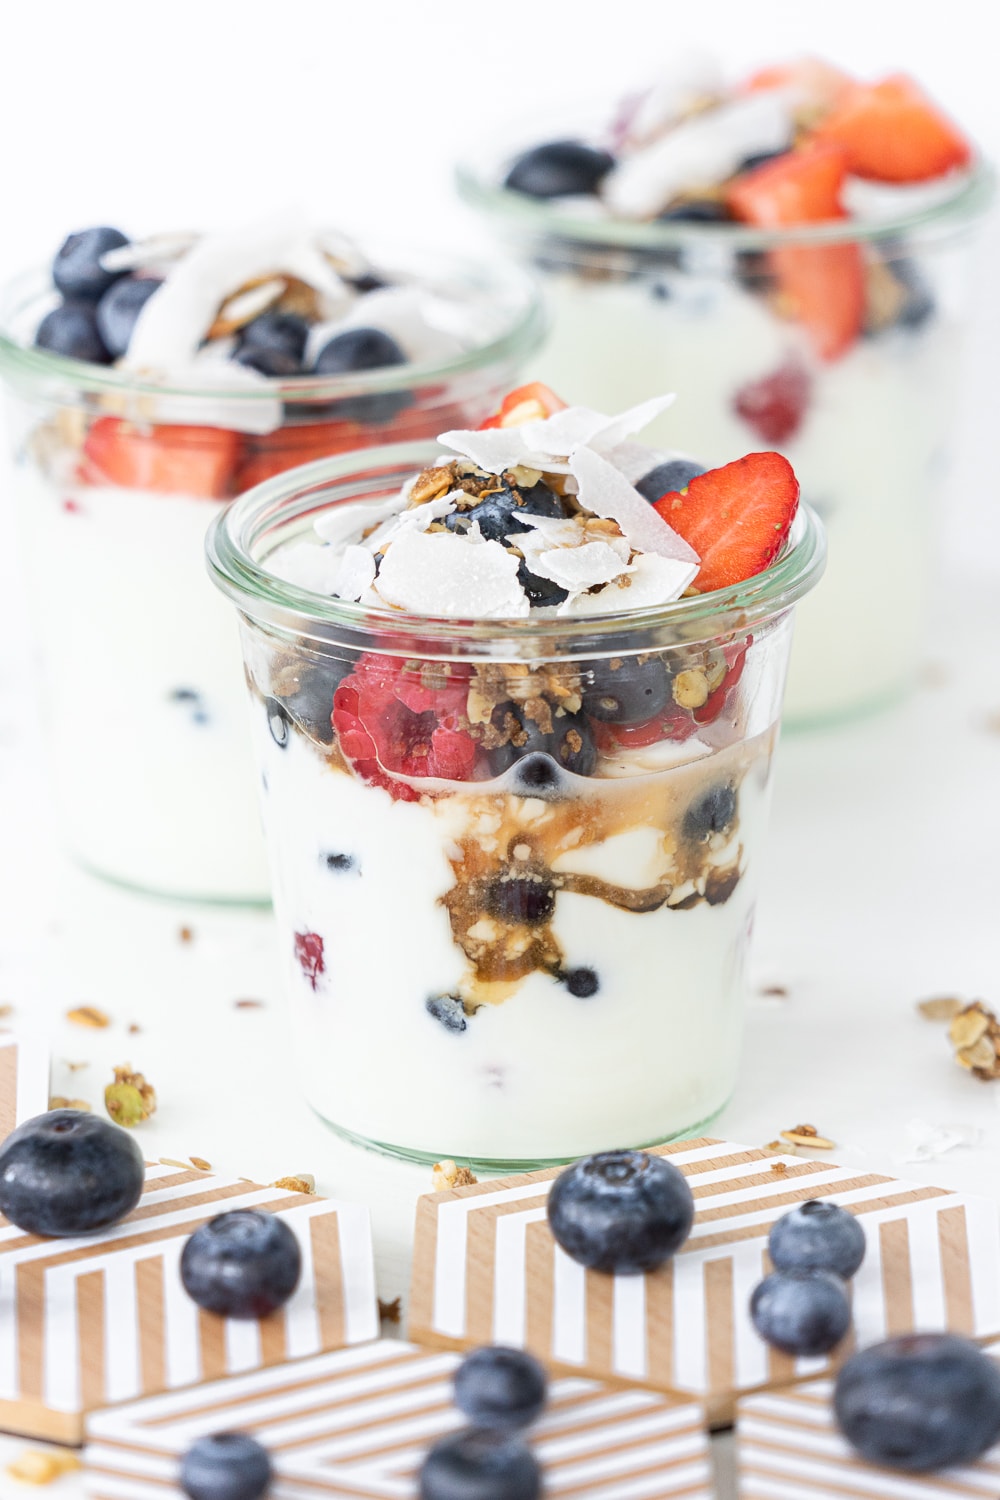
[253,710,775,1161]
[14,464,269,901]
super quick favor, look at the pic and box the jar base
[310,1099,734,1175]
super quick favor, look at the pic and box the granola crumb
[234,998,266,1009]
[917,996,964,1021]
[48,1096,91,1112]
[127,1022,142,1035]
[770,1160,788,1174]
[949,1001,1000,1079]
[159,1157,190,1170]
[378,1296,402,1324]
[189,1156,212,1171]
[758,984,789,999]
[780,1124,836,1150]
[6,1449,82,1484]
[62,1059,89,1072]
[66,1005,110,1028]
[178,925,195,943]
[105,1065,157,1127]
[0,1003,13,1019]
[432,1159,479,1191]
[271,1174,316,1194]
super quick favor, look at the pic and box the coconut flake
[314,494,401,545]
[100,232,199,273]
[333,545,377,601]
[127,359,283,436]
[267,540,346,594]
[535,541,632,592]
[560,550,696,615]
[373,529,529,617]
[900,1119,982,1164]
[569,446,698,564]
[436,426,548,476]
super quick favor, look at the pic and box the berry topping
[95,275,162,358]
[232,344,301,378]
[332,655,477,797]
[81,417,241,501]
[547,1150,695,1274]
[816,74,972,183]
[750,1269,851,1356]
[34,302,112,364]
[732,359,813,445]
[0,1110,145,1236]
[454,1346,548,1431]
[419,1429,541,1500]
[52,226,129,302]
[265,698,290,748]
[294,930,325,989]
[426,995,469,1033]
[504,140,615,199]
[768,1199,867,1279]
[484,876,557,926]
[180,1209,302,1319]
[479,381,567,430]
[313,326,407,375]
[180,1432,272,1500]
[683,782,737,844]
[581,656,670,725]
[653,451,799,592]
[239,311,310,363]
[834,1334,1000,1472]
[634,459,706,503]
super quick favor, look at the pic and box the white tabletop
[1,562,998,1496]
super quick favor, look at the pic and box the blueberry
[834,1334,1000,1472]
[446,480,564,545]
[313,326,406,376]
[324,852,356,873]
[658,199,733,223]
[427,995,468,1033]
[282,661,349,745]
[0,1110,144,1236]
[484,877,556,926]
[750,1269,851,1356]
[232,345,301,378]
[419,1429,541,1500]
[547,1150,694,1274]
[454,1346,547,1431]
[347,270,391,294]
[52,226,129,302]
[95,275,161,358]
[34,302,112,364]
[180,1210,302,1318]
[683,782,737,844]
[265,698,290,748]
[738,148,790,173]
[505,140,615,199]
[489,706,595,780]
[634,459,706,504]
[517,559,569,608]
[550,712,597,776]
[564,967,599,998]
[769,1200,867,1280]
[179,1432,272,1500]
[885,257,936,331]
[511,752,562,794]
[582,656,669,724]
[239,311,309,363]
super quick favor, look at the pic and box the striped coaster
[85,1337,713,1499]
[0,1164,377,1444]
[409,1137,1000,1424]
[738,1337,1000,1498]
[0,1033,50,1142]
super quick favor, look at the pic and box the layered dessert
[460,59,990,723]
[0,217,540,899]
[209,382,824,1164]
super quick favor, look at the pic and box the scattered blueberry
[34,302,112,364]
[505,140,615,199]
[563,967,599,998]
[582,656,669,724]
[454,1346,548,1431]
[769,1200,866,1280]
[485,876,557,926]
[265,698,290,748]
[324,852,357,873]
[750,1269,851,1356]
[180,1209,302,1319]
[426,995,469,1034]
[420,1429,541,1500]
[179,1432,272,1500]
[658,199,733,223]
[233,344,301,378]
[52,226,129,302]
[834,1334,1000,1472]
[95,275,161,358]
[0,1110,144,1236]
[239,311,309,363]
[283,661,349,745]
[313,326,406,376]
[634,459,706,504]
[547,1150,695,1274]
[683,782,737,844]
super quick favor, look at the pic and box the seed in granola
[105,1066,157,1127]
[66,1005,110,1028]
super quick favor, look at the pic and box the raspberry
[332,654,478,798]
[294,931,324,990]
[732,360,812,445]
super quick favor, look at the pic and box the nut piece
[949,1006,990,1049]
[189,1156,212,1171]
[271,1174,316,1195]
[779,1123,836,1150]
[48,1096,91,1112]
[6,1449,82,1483]
[409,466,456,506]
[950,1002,1000,1078]
[432,1159,478,1191]
[66,1005,110,1028]
[105,1065,157,1127]
[917,996,964,1021]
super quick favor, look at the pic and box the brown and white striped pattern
[0,1033,49,1142]
[409,1138,1000,1424]
[738,1336,1000,1498]
[0,1164,377,1443]
[85,1337,713,1499]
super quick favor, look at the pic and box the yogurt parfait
[0,218,542,900]
[207,382,824,1166]
[459,59,992,724]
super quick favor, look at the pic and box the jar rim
[206,438,827,660]
[0,246,546,405]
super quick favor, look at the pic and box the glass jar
[0,250,543,902]
[458,155,993,726]
[207,442,824,1168]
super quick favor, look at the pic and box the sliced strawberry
[732,359,813,444]
[744,57,855,113]
[815,74,971,183]
[235,420,369,489]
[726,141,850,225]
[81,417,241,500]
[653,452,799,593]
[479,382,567,430]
